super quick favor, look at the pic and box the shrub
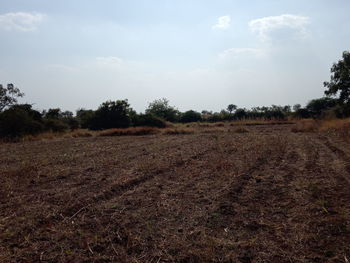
[44,119,69,133]
[0,104,44,138]
[89,100,132,130]
[180,110,202,123]
[132,113,167,128]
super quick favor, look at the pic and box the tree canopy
[0,83,24,111]
[324,51,350,104]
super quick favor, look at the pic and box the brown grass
[99,127,160,136]
[162,128,195,135]
[230,119,295,126]
[291,119,318,133]
[67,129,94,138]
[291,118,350,137]
[233,126,249,133]
[1,124,350,262]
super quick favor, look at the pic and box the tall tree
[0,83,24,111]
[227,104,237,114]
[324,51,350,104]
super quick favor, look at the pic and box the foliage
[89,100,132,130]
[305,97,337,118]
[132,113,167,128]
[180,110,202,123]
[0,84,24,112]
[145,98,179,122]
[227,104,237,113]
[76,109,95,129]
[324,51,350,105]
[0,104,44,138]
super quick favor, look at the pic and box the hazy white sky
[1,0,350,112]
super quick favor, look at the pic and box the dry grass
[66,129,94,138]
[1,125,350,262]
[230,119,295,126]
[99,127,160,136]
[291,119,318,133]
[233,126,249,133]
[291,118,350,138]
[162,128,195,135]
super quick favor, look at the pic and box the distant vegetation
[1,51,350,139]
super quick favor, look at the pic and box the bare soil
[0,124,349,262]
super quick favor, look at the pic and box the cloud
[212,15,231,30]
[0,12,45,32]
[219,48,266,59]
[249,14,310,41]
[96,56,124,67]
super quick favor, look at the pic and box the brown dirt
[0,124,349,262]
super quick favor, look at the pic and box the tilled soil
[0,125,349,262]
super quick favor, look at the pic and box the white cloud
[249,14,310,41]
[212,15,231,30]
[0,12,45,32]
[96,56,124,67]
[219,48,266,59]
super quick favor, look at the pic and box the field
[1,123,350,262]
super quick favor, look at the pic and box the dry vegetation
[0,122,350,262]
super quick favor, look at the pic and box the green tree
[180,110,202,123]
[227,104,237,114]
[0,83,24,111]
[90,100,132,130]
[145,98,179,122]
[324,51,350,104]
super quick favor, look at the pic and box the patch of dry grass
[291,118,350,137]
[233,126,249,133]
[162,128,195,135]
[230,119,295,126]
[291,119,318,133]
[99,127,160,136]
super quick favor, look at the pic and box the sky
[0,0,350,113]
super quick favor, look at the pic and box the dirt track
[0,125,349,262]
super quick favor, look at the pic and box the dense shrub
[145,98,180,122]
[0,104,44,138]
[180,110,202,123]
[132,113,167,128]
[76,109,95,129]
[89,100,132,130]
[44,119,69,132]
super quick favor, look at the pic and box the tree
[324,51,350,104]
[306,97,337,117]
[293,104,301,112]
[0,83,24,111]
[145,98,179,122]
[227,104,237,114]
[180,110,202,123]
[89,100,132,130]
[0,104,44,138]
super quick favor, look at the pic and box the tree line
[1,51,350,139]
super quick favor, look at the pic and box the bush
[44,119,69,133]
[89,100,132,130]
[0,105,44,138]
[132,113,167,128]
[180,110,202,123]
